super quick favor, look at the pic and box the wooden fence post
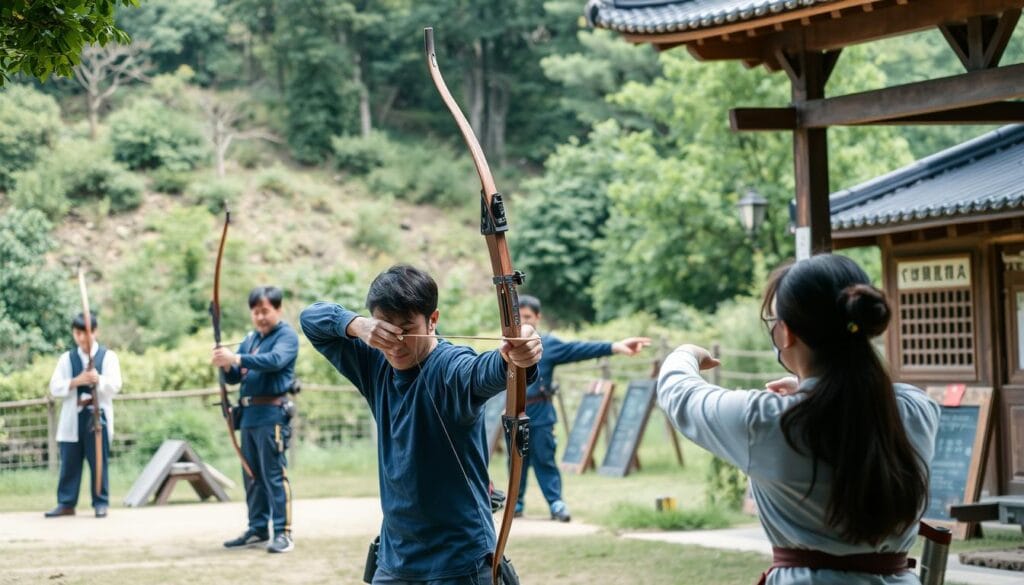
[47,396,58,471]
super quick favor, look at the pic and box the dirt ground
[1,497,600,583]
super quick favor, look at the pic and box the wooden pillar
[783,50,834,255]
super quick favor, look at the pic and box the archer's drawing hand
[351,316,406,356]
[501,324,542,368]
[612,337,652,356]
[677,344,721,371]
[765,376,799,396]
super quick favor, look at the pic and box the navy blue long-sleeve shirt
[527,334,613,427]
[299,302,537,580]
[222,321,299,428]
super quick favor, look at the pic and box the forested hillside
[2,0,1022,394]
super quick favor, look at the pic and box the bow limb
[210,207,255,481]
[78,268,105,500]
[424,28,529,585]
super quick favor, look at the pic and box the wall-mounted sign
[794,227,811,262]
[897,256,971,290]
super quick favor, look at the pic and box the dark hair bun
[837,284,890,338]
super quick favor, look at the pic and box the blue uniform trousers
[57,408,109,508]
[241,423,292,535]
[372,558,492,585]
[515,422,562,508]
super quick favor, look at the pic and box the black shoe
[95,506,108,518]
[223,529,269,548]
[267,532,294,553]
[44,506,75,518]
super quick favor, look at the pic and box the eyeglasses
[761,315,778,332]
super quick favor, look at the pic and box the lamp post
[736,188,768,236]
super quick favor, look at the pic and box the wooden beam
[791,51,832,254]
[984,9,1021,67]
[730,107,797,131]
[799,63,1024,128]
[858,101,1024,124]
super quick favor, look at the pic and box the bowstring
[412,334,500,554]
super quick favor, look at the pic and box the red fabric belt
[525,395,550,406]
[756,547,910,585]
[240,396,285,406]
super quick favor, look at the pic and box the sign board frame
[599,379,658,477]
[560,379,615,474]
[923,385,994,539]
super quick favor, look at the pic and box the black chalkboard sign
[483,392,505,457]
[599,379,657,477]
[925,405,980,522]
[560,380,614,474]
[924,386,994,539]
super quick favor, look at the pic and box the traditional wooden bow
[77,267,104,499]
[210,207,255,480]
[424,27,530,585]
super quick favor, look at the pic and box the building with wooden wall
[831,125,1024,498]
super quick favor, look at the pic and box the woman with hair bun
[657,254,939,584]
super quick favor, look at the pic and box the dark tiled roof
[586,0,839,35]
[831,125,1024,232]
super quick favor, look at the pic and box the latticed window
[898,288,975,369]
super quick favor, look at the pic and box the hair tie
[847,322,859,334]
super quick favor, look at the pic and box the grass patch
[603,501,732,531]
[5,532,772,585]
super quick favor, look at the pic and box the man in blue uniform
[46,312,123,518]
[515,295,650,522]
[300,265,542,584]
[213,286,299,554]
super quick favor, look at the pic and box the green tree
[0,0,140,84]
[512,121,622,323]
[275,0,358,164]
[117,0,236,84]
[0,84,62,190]
[540,27,660,129]
[0,209,74,374]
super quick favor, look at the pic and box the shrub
[232,141,267,169]
[151,168,192,194]
[102,171,146,212]
[108,97,207,171]
[256,164,294,197]
[331,132,393,176]
[133,408,223,465]
[349,197,397,255]
[188,177,242,213]
[706,457,747,509]
[0,85,61,190]
[603,501,732,530]
[365,141,474,208]
[9,169,69,218]
[10,142,145,215]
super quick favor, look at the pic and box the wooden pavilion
[587,0,1024,506]
[586,0,1024,257]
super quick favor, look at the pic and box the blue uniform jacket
[527,334,612,427]
[300,302,537,580]
[223,321,299,428]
